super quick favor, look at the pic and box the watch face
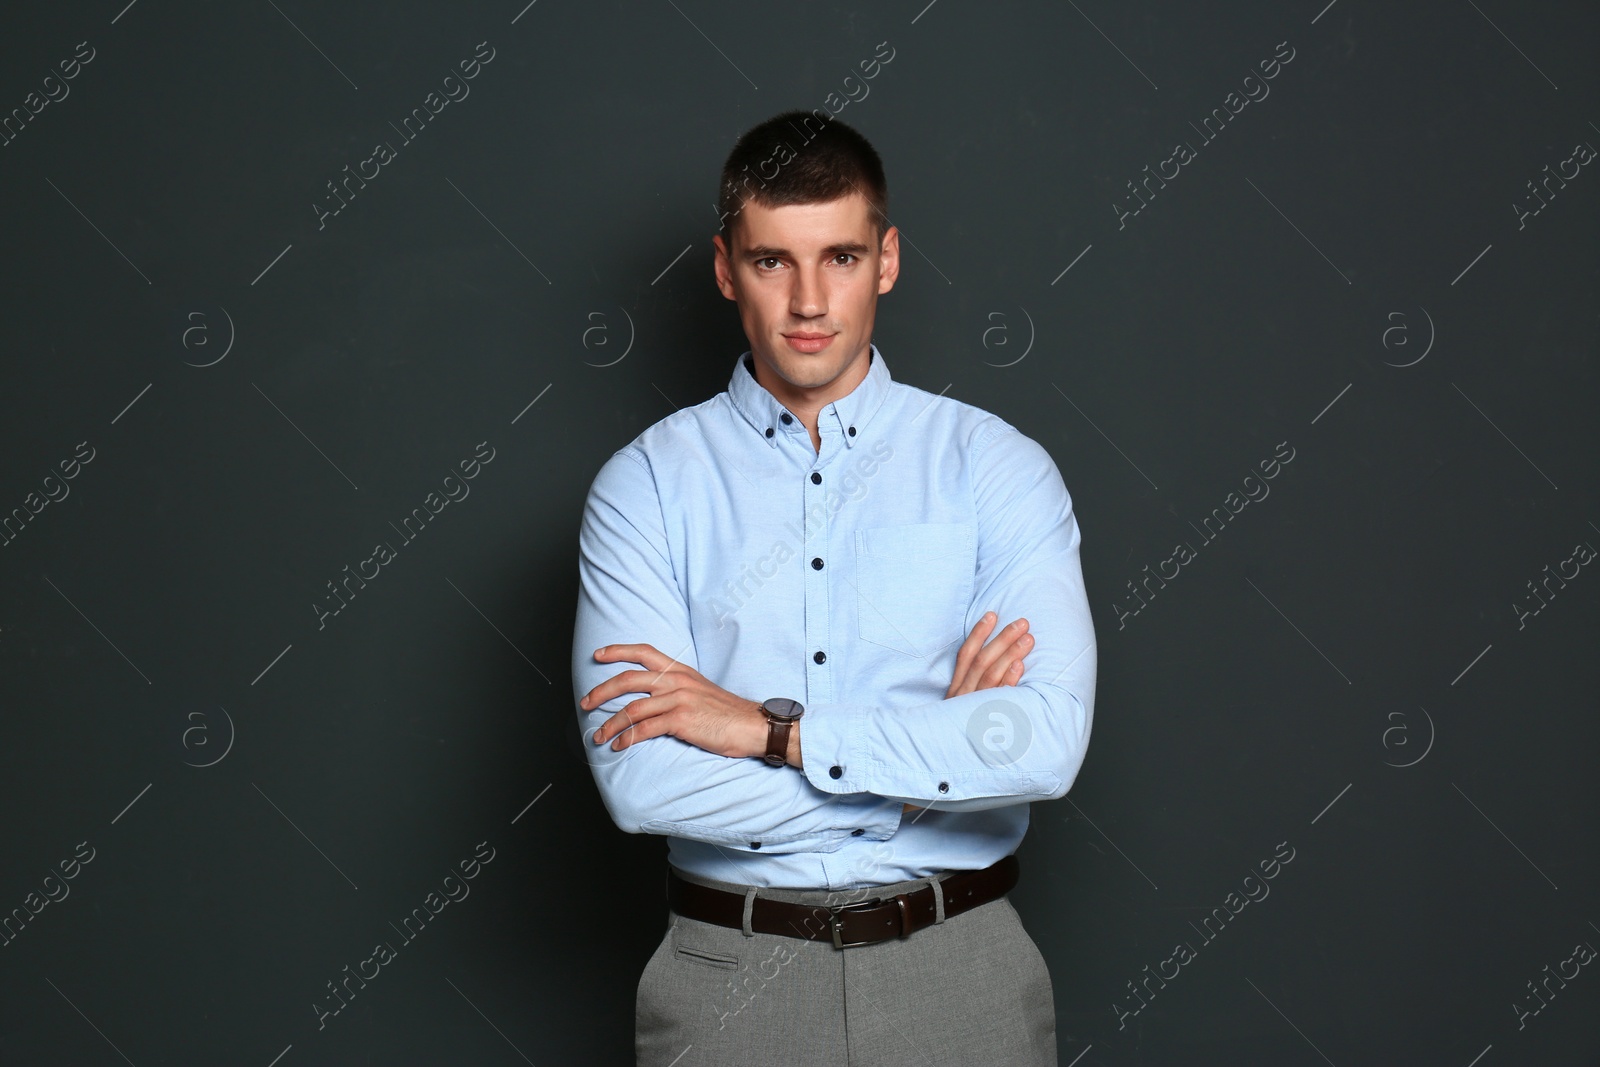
[763,697,803,721]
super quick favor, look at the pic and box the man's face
[712,191,899,394]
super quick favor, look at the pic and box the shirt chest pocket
[853,521,975,659]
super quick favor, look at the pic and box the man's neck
[750,347,872,454]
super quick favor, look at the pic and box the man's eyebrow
[742,241,873,260]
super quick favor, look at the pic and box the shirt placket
[800,416,833,709]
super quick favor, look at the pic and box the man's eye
[834,253,857,265]
[757,258,782,270]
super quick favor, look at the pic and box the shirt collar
[728,342,892,450]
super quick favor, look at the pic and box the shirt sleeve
[572,447,903,853]
[798,423,1097,811]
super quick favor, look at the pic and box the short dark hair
[717,110,889,248]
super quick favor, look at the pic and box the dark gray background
[1,1,1595,1064]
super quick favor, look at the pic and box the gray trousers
[635,864,1058,1066]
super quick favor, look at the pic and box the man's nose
[790,267,826,317]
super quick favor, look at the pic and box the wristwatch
[759,697,805,766]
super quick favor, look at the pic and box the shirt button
[750,841,762,849]
[829,765,843,779]
[780,413,793,424]
[811,557,823,569]
[810,472,821,484]
[937,782,949,793]
[848,426,856,436]
[851,828,865,836]
[765,427,774,438]
[813,650,826,664]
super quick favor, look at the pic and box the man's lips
[783,332,835,352]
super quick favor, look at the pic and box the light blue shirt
[571,344,1096,889]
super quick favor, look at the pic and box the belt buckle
[827,897,882,950]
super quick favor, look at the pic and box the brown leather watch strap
[667,854,1019,949]
[763,713,793,766]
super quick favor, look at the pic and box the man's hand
[947,611,1031,698]
[902,612,1034,813]
[582,644,767,758]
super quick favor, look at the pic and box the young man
[571,110,1097,1066]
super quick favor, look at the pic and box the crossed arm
[570,427,1096,850]
[579,610,1038,810]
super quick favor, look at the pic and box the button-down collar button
[829,765,843,779]
[848,426,856,436]
[765,427,774,438]
[780,412,793,424]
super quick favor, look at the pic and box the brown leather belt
[666,854,1018,949]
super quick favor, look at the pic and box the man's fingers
[593,697,671,745]
[582,667,653,711]
[980,630,1032,687]
[595,642,678,674]
[970,618,1028,685]
[948,613,999,696]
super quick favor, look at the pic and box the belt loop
[740,886,757,937]
[932,875,947,925]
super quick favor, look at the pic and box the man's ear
[876,226,901,295]
[712,233,737,301]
